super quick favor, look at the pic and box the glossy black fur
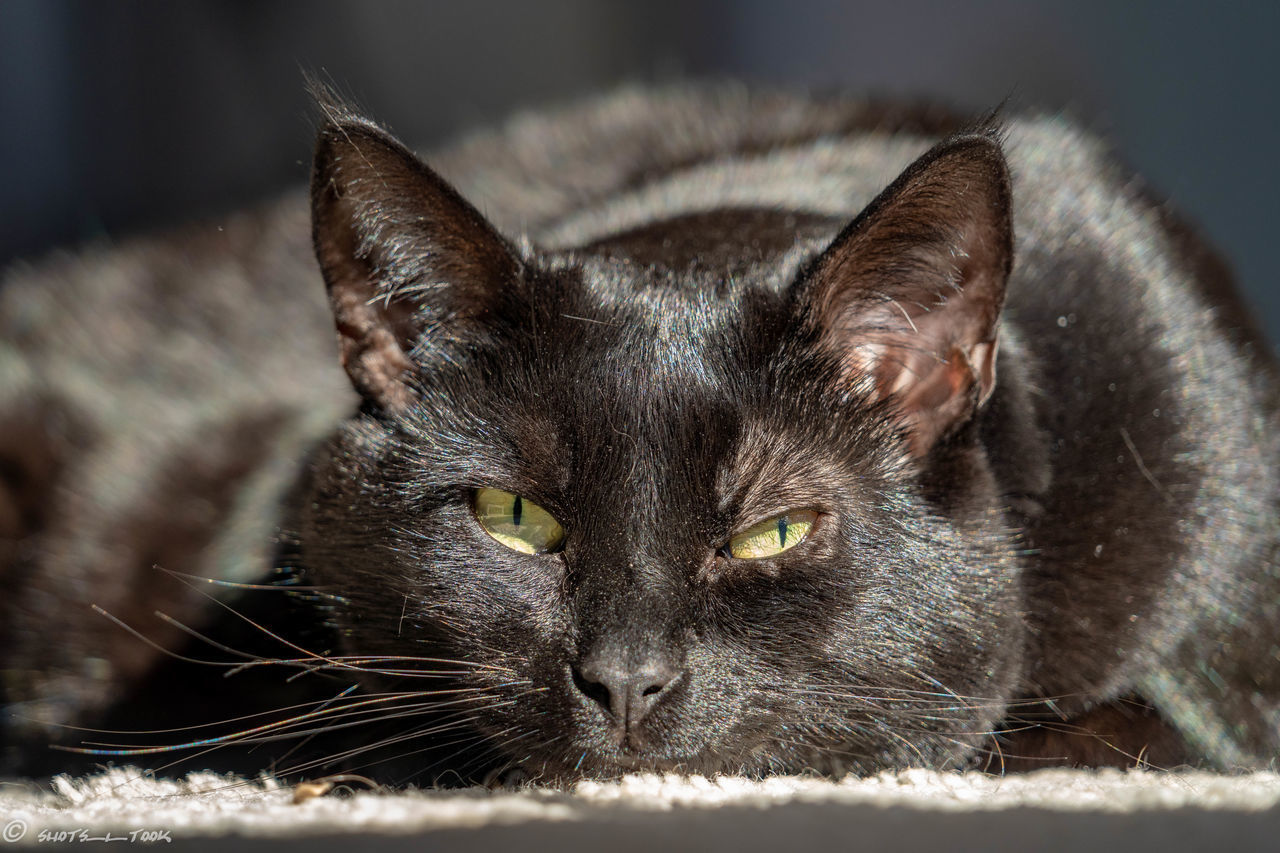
[1,85,1277,783]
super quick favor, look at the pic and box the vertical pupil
[777,516,788,547]
[512,495,523,527]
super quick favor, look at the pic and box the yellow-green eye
[473,488,565,555]
[728,510,817,559]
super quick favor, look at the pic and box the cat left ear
[311,105,519,412]
[797,129,1013,458]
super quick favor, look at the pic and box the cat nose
[572,653,680,729]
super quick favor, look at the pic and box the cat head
[300,97,1025,781]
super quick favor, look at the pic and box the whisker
[56,688,523,756]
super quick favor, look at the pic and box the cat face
[299,98,1027,781]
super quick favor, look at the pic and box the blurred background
[1,0,1276,338]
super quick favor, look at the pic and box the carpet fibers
[2,768,1278,851]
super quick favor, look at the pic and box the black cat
[2,84,1277,783]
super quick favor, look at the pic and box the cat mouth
[607,753,688,773]
[561,731,779,778]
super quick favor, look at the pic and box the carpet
[2,768,1278,851]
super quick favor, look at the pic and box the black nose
[572,653,680,728]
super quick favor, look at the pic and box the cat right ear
[794,128,1012,459]
[310,104,519,412]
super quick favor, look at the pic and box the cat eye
[473,488,565,555]
[728,510,817,559]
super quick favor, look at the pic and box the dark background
[2,0,1276,339]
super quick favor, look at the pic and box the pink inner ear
[800,132,1012,459]
[886,338,999,457]
[848,286,1001,459]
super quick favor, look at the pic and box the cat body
[1,85,1277,782]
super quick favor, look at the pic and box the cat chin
[461,718,772,781]
[498,740,970,783]
[504,749,766,782]
[474,716,978,782]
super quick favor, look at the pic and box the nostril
[571,664,615,714]
[637,668,677,702]
[572,657,680,728]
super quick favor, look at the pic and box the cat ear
[798,130,1012,458]
[310,105,519,411]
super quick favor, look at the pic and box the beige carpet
[2,768,1279,851]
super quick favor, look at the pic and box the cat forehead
[519,227,834,417]
[570,208,841,278]
[541,207,836,300]
[553,295,735,408]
